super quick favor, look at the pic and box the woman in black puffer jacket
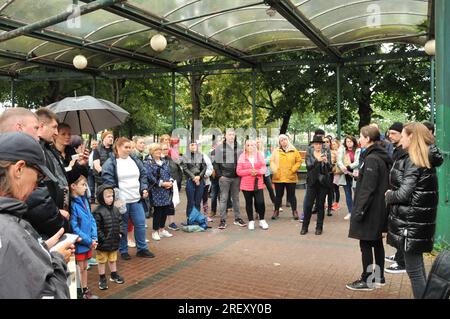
[386,122,443,299]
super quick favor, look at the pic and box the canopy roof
[0,0,432,78]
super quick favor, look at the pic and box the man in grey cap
[0,132,74,298]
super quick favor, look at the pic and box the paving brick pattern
[87,189,431,299]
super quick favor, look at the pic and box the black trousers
[153,205,170,230]
[274,183,297,211]
[394,249,406,268]
[333,184,340,203]
[263,175,276,204]
[302,182,327,230]
[243,190,265,221]
[360,239,385,280]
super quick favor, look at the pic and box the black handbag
[254,176,259,191]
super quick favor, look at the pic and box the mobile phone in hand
[49,233,79,252]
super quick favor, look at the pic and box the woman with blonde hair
[386,122,443,298]
[270,134,302,220]
[330,138,341,211]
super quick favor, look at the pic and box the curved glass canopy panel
[296,0,428,44]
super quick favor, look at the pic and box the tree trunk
[190,72,202,141]
[43,80,60,105]
[280,109,292,134]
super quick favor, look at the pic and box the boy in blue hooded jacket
[68,166,99,299]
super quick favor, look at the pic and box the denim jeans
[119,201,148,254]
[343,175,353,214]
[404,251,427,299]
[185,179,205,218]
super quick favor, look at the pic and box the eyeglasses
[25,162,45,183]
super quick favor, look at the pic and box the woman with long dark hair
[346,126,392,291]
[337,135,361,220]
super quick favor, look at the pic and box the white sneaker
[127,240,136,248]
[344,213,351,220]
[159,229,173,238]
[248,221,255,230]
[259,220,269,230]
[152,231,161,241]
[145,239,149,243]
[279,207,283,212]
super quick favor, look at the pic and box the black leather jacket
[386,144,443,253]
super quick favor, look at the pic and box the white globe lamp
[73,54,88,69]
[150,34,167,52]
[424,39,435,56]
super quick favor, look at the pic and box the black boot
[300,227,308,235]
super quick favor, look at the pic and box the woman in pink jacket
[236,139,269,230]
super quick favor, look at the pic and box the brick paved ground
[87,189,432,299]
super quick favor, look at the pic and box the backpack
[187,207,208,230]
[422,249,450,299]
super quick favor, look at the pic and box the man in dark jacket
[181,142,207,218]
[346,126,392,291]
[93,131,114,185]
[93,184,125,290]
[212,129,246,229]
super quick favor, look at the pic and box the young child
[93,185,125,290]
[68,166,99,299]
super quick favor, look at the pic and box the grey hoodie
[0,197,70,299]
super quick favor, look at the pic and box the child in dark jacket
[68,165,98,299]
[93,184,125,290]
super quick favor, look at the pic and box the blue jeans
[119,201,148,254]
[186,179,205,217]
[210,178,219,213]
[343,175,353,214]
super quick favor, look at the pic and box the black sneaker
[385,263,406,274]
[385,255,396,263]
[121,253,131,260]
[345,279,375,291]
[110,273,125,284]
[98,277,108,290]
[218,219,227,229]
[327,210,333,216]
[82,288,100,299]
[234,218,247,227]
[136,249,155,258]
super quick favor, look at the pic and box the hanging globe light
[424,39,435,56]
[73,54,88,69]
[150,34,167,52]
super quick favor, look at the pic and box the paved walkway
[88,189,431,299]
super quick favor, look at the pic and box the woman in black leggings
[346,126,392,291]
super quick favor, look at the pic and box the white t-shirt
[116,156,141,203]
[248,155,255,168]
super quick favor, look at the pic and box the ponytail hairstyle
[403,122,434,168]
[113,137,131,156]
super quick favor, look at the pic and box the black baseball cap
[0,132,58,182]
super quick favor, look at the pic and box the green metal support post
[431,57,435,124]
[10,78,15,107]
[172,72,176,132]
[252,69,256,129]
[336,64,341,139]
[435,0,450,247]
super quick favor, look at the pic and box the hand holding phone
[49,233,79,253]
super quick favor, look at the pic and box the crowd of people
[0,106,443,299]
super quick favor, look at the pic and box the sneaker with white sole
[159,229,173,238]
[344,213,351,220]
[234,218,247,227]
[152,231,161,241]
[218,219,227,229]
[385,255,396,263]
[385,263,406,274]
[128,240,136,248]
[145,239,149,243]
[259,220,269,230]
[248,221,255,230]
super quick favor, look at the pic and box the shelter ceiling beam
[265,0,342,62]
[80,0,256,67]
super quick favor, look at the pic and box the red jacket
[236,152,266,191]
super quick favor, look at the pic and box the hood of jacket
[362,143,393,168]
[0,196,28,219]
[428,144,444,168]
[96,184,115,208]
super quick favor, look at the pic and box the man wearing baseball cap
[0,132,73,299]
